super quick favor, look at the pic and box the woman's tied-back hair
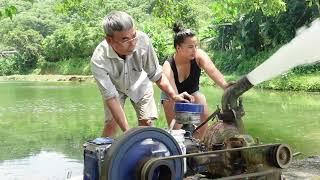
[173,23,196,48]
[103,11,134,37]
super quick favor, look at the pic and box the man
[91,11,193,137]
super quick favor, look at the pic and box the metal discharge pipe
[220,18,320,133]
[220,76,253,133]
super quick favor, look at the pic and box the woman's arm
[196,49,229,89]
[162,61,179,94]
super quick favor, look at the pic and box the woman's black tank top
[167,56,201,94]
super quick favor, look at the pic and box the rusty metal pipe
[220,76,254,133]
[222,76,253,111]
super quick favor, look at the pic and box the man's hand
[172,92,194,103]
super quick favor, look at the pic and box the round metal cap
[175,103,204,113]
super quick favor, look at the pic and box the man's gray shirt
[91,31,162,103]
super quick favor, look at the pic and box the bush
[211,46,280,75]
[0,57,17,75]
[139,17,174,64]
[42,24,103,62]
[38,57,91,75]
[257,72,320,92]
[3,29,43,71]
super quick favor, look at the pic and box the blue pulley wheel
[104,127,183,180]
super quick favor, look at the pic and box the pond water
[0,81,319,179]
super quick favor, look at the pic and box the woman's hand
[224,81,236,89]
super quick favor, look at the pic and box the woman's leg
[192,92,209,139]
[162,99,183,129]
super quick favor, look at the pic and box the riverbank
[0,75,95,83]
[1,74,320,92]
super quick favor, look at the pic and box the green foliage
[0,0,67,75]
[55,0,102,26]
[0,57,18,75]
[0,53,37,75]
[0,5,17,19]
[0,0,34,19]
[98,0,151,22]
[38,57,91,75]
[55,0,151,25]
[3,29,43,71]
[212,0,319,53]
[20,1,64,37]
[152,0,199,29]
[293,64,320,74]
[211,45,280,75]
[1,0,319,92]
[8,13,61,37]
[209,0,320,76]
[0,1,61,44]
[42,24,103,62]
[258,72,320,92]
[211,0,286,23]
[151,0,213,33]
[139,17,174,64]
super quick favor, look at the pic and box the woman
[161,24,229,139]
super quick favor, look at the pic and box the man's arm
[91,56,129,132]
[105,97,129,132]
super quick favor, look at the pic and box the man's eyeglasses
[115,36,138,46]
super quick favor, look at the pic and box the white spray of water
[247,18,320,86]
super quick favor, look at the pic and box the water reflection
[241,89,320,156]
[0,151,83,180]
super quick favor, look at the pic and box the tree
[42,24,102,62]
[0,0,34,19]
[211,0,286,23]
[151,0,213,32]
[2,29,43,73]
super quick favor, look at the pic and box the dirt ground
[283,155,320,180]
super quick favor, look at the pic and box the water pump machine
[83,76,292,180]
